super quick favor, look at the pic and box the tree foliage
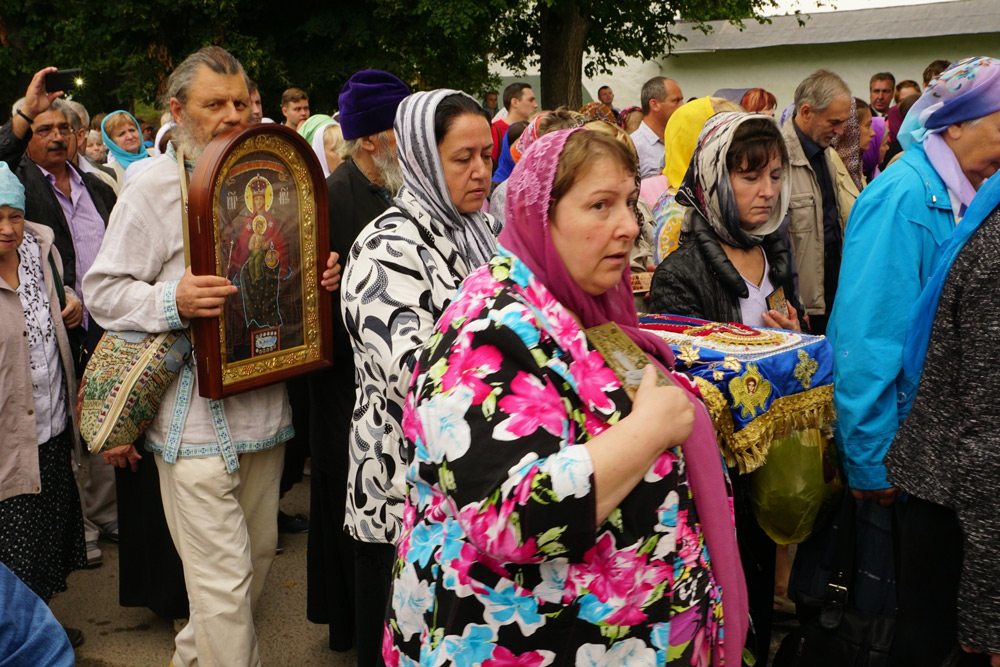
[0,0,507,121]
[492,0,780,109]
[0,0,779,122]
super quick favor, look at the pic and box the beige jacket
[781,118,848,316]
[0,222,80,502]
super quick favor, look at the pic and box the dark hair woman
[648,112,802,659]
[649,112,801,332]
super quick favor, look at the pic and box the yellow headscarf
[662,97,715,188]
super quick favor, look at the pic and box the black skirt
[114,437,189,619]
[0,430,87,603]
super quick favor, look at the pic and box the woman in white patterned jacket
[339,89,500,667]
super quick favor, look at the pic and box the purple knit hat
[337,70,410,140]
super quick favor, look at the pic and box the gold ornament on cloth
[722,356,742,372]
[677,344,702,365]
[729,363,771,419]
[794,349,819,390]
[694,379,835,474]
[683,322,785,347]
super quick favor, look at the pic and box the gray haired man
[630,75,684,178]
[780,68,852,334]
[85,46,341,666]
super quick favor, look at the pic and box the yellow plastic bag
[750,428,843,545]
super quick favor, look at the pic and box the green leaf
[439,462,457,493]
[537,525,566,546]
[538,540,568,557]
[604,507,624,532]
[482,390,497,419]
[427,356,448,385]
[637,535,659,556]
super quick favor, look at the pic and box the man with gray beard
[84,46,341,667]
[306,68,409,658]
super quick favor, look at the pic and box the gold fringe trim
[692,379,835,474]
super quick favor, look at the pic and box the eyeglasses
[34,124,74,139]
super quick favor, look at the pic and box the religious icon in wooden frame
[186,123,332,399]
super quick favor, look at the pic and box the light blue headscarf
[899,57,1000,219]
[101,111,149,170]
[899,57,1000,150]
[0,162,25,211]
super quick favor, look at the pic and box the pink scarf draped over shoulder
[498,128,748,666]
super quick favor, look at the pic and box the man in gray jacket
[779,69,852,334]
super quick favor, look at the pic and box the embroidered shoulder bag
[76,147,194,453]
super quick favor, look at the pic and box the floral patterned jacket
[384,250,726,667]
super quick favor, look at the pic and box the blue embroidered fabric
[639,314,835,472]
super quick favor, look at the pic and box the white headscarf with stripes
[393,89,498,269]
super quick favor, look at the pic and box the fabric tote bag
[76,330,192,453]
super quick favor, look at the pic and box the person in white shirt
[630,76,684,179]
[86,46,341,667]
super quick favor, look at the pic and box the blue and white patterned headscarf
[394,90,498,269]
[899,56,1000,149]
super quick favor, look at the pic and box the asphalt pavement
[48,474,357,666]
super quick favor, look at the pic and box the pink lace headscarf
[499,128,748,666]
[499,128,673,364]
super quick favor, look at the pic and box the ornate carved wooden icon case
[186,123,333,399]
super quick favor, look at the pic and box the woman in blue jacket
[828,55,1000,667]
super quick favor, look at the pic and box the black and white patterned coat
[340,191,481,544]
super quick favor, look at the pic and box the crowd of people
[0,45,998,667]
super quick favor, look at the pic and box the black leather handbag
[772,492,896,667]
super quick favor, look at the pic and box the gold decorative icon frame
[186,123,332,399]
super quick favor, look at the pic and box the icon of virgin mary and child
[227,175,291,330]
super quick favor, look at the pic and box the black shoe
[63,626,84,648]
[276,533,285,555]
[277,511,309,534]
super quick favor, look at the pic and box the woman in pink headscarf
[382,128,747,666]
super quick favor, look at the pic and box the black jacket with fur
[648,212,801,326]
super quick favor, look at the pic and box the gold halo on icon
[244,176,273,212]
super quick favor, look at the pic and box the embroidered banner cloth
[639,314,834,473]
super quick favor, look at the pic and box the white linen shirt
[83,151,292,469]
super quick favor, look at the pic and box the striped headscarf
[394,90,497,269]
